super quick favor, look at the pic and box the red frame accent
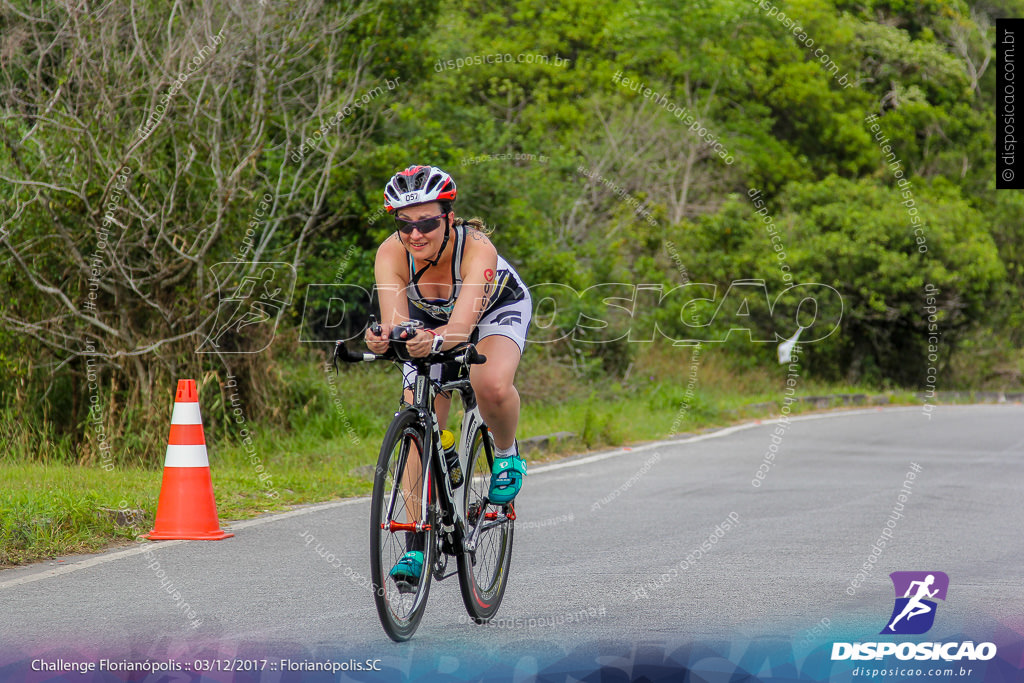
[483,503,516,521]
[381,472,433,533]
[384,521,431,532]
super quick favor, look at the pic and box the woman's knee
[474,376,515,406]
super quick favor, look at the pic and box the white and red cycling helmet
[384,165,457,214]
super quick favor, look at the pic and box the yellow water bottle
[440,429,463,488]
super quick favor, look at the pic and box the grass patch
[1,342,901,568]
[0,464,156,566]
[0,449,379,568]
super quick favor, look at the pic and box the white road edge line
[0,404,953,590]
[529,405,918,474]
[0,498,367,591]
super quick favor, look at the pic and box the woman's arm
[366,235,411,352]
[436,229,498,350]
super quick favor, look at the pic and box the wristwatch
[430,332,445,354]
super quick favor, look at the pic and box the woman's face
[396,202,452,257]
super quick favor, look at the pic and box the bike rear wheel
[457,426,515,622]
[369,409,437,641]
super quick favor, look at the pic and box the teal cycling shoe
[488,449,526,504]
[389,550,423,594]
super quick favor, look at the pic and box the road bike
[333,319,516,641]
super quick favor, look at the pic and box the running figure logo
[881,571,949,635]
[197,262,296,354]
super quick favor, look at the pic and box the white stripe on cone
[164,444,210,468]
[170,402,203,425]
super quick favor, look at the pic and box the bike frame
[440,374,487,529]
[383,359,492,559]
[334,337,510,561]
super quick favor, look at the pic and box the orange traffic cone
[147,379,233,540]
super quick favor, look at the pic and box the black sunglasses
[395,212,447,235]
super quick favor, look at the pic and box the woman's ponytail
[453,216,492,235]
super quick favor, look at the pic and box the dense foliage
[1,0,1019,464]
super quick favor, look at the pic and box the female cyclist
[364,165,531,589]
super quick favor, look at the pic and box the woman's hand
[365,322,392,354]
[404,327,437,358]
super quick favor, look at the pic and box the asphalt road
[1,405,1022,679]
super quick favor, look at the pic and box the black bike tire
[369,409,436,641]
[457,426,515,623]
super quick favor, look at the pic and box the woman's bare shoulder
[463,226,496,253]
[375,233,409,282]
[376,232,407,260]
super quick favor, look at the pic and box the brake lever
[369,314,383,336]
[453,345,487,366]
[331,341,342,374]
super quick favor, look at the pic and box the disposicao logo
[881,571,948,635]
[831,571,997,663]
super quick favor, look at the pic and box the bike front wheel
[369,409,437,641]
[457,426,515,622]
